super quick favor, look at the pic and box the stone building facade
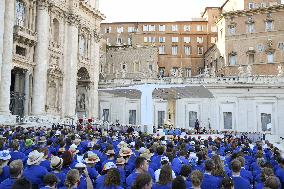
[204,3,284,76]
[101,9,219,77]
[100,46,159,80]
[0,0,104,122]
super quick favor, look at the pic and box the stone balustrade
[99,76,284,88]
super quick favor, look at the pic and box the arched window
[16,0,26,27]
[79,35,86,57]
[52,18,60,43]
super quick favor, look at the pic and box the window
[128,26,135,32]
[184,46,191,55]
[248,54,255,64]
[172,46,178,55]
[184,37,191,43]
[196,25,203,31]
[105,27,111,33]
[158,111,165,127]
[172,25,178,32]
[189,111,197,127]
[16,45,26,56]
[211,37,217,43]
[116,37,122,44]
[16,0,26,27]
[223,112,233,129]
[143,25,149,31]
[159,37,166,43]
[267,52,274,63]
[159,67,165,77]
[185,68,191,77]
[248,3,254,9]
[198,47,203,55]
[228,25,236,35]
[159,25,165,31]
[144,37,148,43]
[184,25,190,31]
[172,37,178,43]
[149,25,155,31]
[102,109,110,122]
[79,36,86,56]
[117,26,123,33]
[266,21,273,31]
[261,113,272,131]
[148,37,155,43]
[52,18,60,43]
[247,23,254,33]
[129,110,136,125]
[149,64,153,71]
[211,26,217,32]
[159,46,165,54]
[197,37,203,43]
[229,54,237,65]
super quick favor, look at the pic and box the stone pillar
[0,0,5,83]
[24,72,30,116]
[0,0,15,115]
[64,15,79,117]
[89,32,100,118]
[139,85,154,134]
[31,0,50,115]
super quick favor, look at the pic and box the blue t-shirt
[126,172,139,189]
[23,164,48,187]
[152,183,172,189]
[232,176,252,189]
[0,178,16,189]
[201,173,221,189]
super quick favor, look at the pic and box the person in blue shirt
[190,170,203,189]
[116,157,126,186]
[172,150,189,175]
[40,174,58,189]
[23,150,48,188]
[152,164,173,189]
[0,150,11,183]
[201,159,221,189]
[59,169,80,189]
[172,176,186,189]
[96,161,118,189]
[231,159,252,189]
[100,168,123,189]
[126,156,149,189]
[39,147,51,172]
[50,155,66,188]
[180,165,192,189]
[0,159,23,189]
[275,158,284,187]
[9,141,27,163]
[11,177,32,189]
[237,156,253,184]
[131,173,152,189]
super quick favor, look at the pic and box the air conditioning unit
[249,47,254,51]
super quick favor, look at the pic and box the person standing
[194,119,200,134]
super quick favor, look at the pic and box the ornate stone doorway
[76,67,91,118]
[10,68,26,117]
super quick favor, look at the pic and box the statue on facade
[210,66,216,78]
[177,67,183,78]
[171,68,177,77]
[238,66,244,77]
[79,93,86,110]
[204,66,210,77]
[277,64,283,77]
[246,65,252,77]
[121,69,126,78]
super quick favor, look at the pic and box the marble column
[0,0,5,83]
[64,15,79,117]
[24,72,30,116]
[139,85,154,134]
[31,0,50,115]
[0,0,15,115]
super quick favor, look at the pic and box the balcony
[13,25,37,46]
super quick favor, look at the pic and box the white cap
[161,156,169,163]
[103,162,117,171]
[190,141,195,145]
[75,162,86,168]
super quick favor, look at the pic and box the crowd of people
[0,124,283,189]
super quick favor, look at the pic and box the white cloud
[100,0,224,22]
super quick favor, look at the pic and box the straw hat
[105,149,115,156]
[119,147,133,157]
[50,156,63,169]
[116,157,126,165]
[0,150,11,161]
[117,141,128,149]
[69,144,79,154]
[27,150,44,165]
[38,136,47,143]
[140,149,153,161]
[85,152,100,164]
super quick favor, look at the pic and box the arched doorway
[76,67,91,118]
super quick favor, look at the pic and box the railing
[99,76,284,87]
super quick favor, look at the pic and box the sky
[100,0,224,23]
